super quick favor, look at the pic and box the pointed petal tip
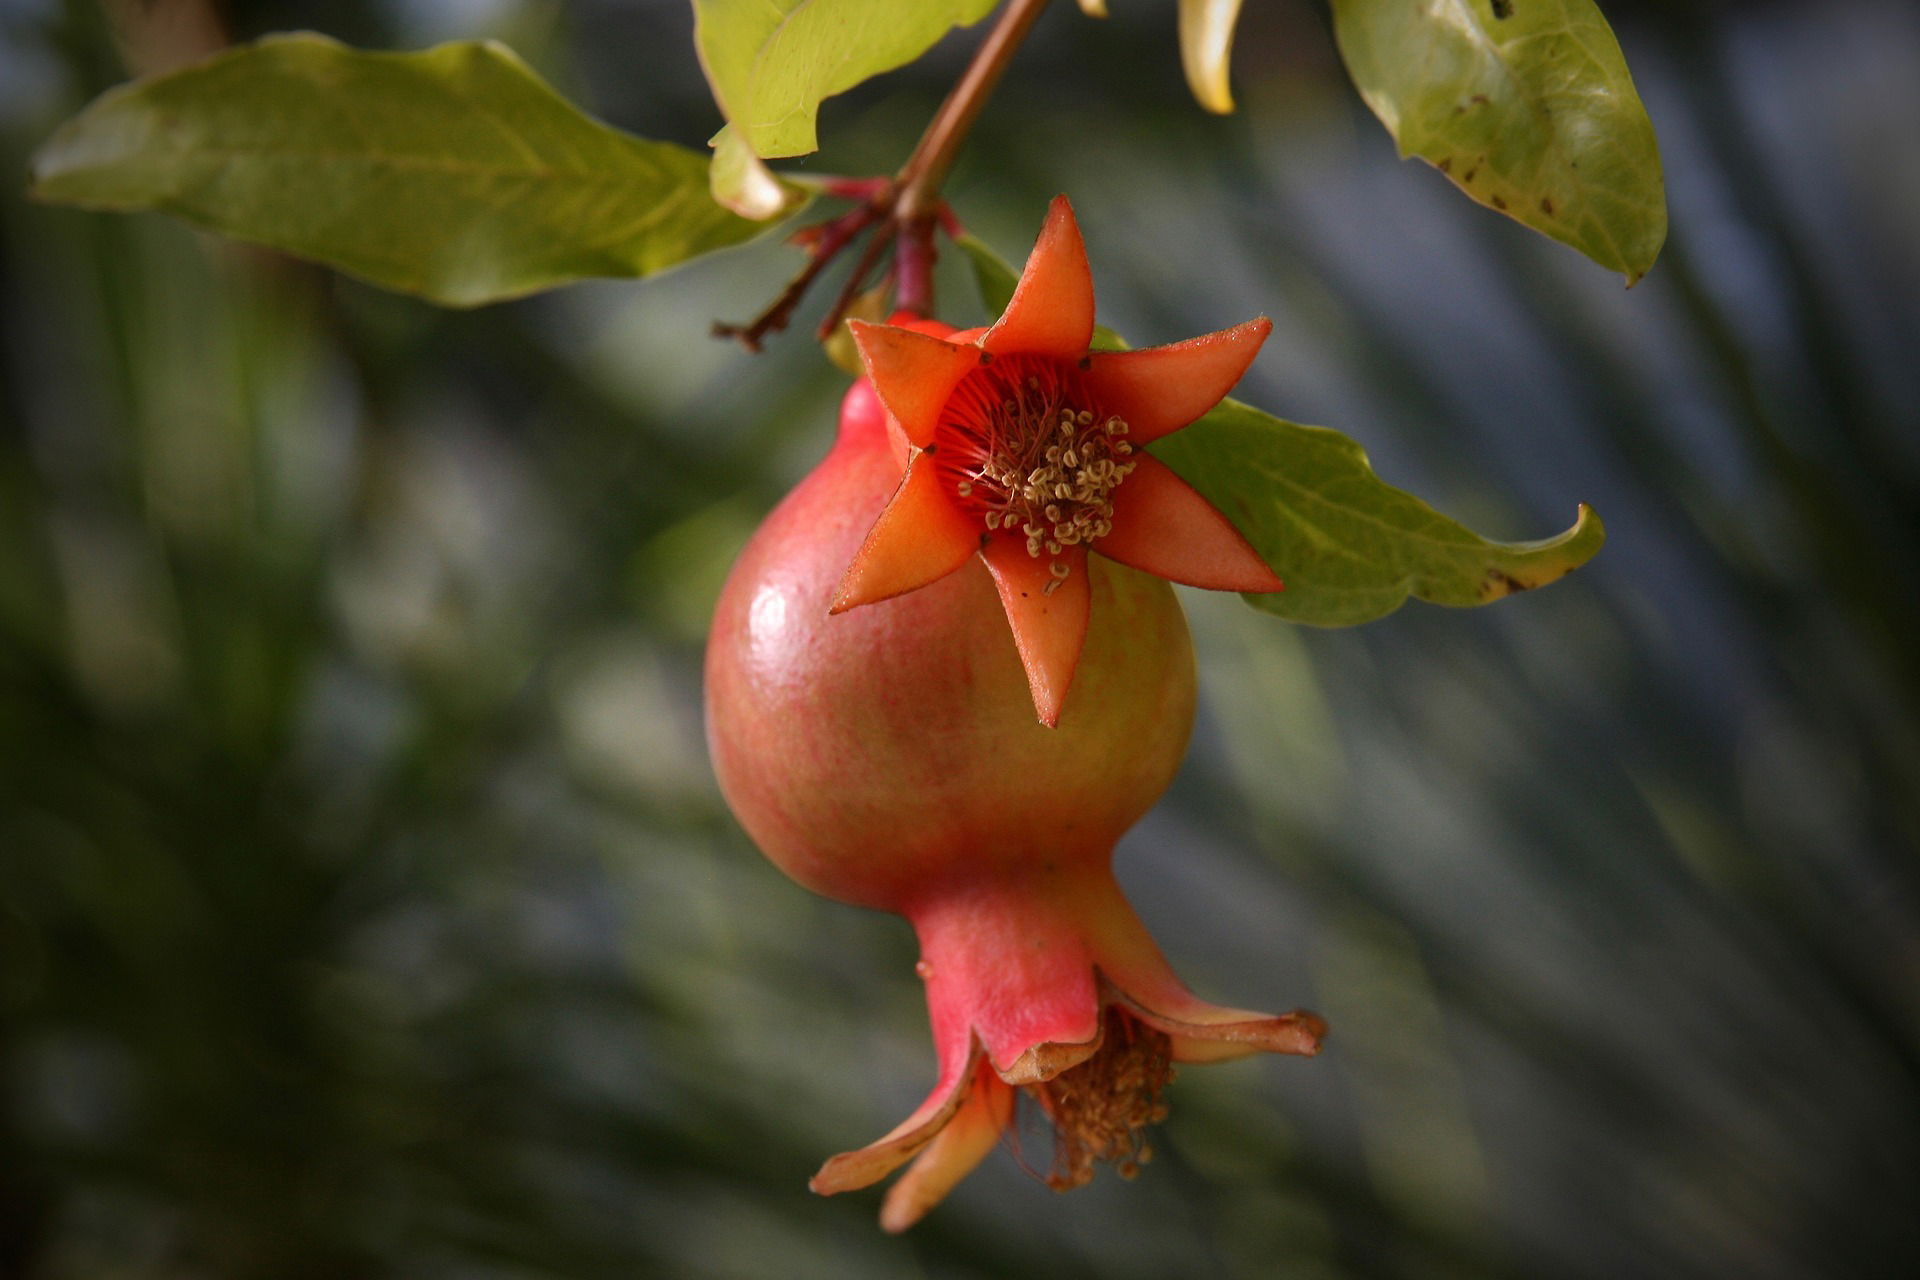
[1175,1013,1328,1059]
[981,540,1092,727]
[809,1067,975,1196]
[1095,454,1283,593]
[1106,973,1327,1062]
[1232,1008,1328,1057]
[877,1199,922,1235]
[983,196,1095,358]
[810,1144,924,1198]
[1081,317,1272,444]
[833,455,981,610]
[1245,565,1285,594]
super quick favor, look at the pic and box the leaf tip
[1573,501,1605,547]
[1179,0,1245,116]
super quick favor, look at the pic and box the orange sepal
[877,1061,1014,1233]
[810,1063,974,1197]
[849,321,981,448]
[982,195,1096,359]
[1095,454,1282,592]
[980,537,1091,727]
[832,453,982,612]
[1109,983,1326,1064]
[1081,317,1271,444]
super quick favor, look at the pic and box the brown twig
[714,0,1052,350]
[815,218,899,342]
[893,0,1050,224]
[713,202,881,352]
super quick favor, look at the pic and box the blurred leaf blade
[1156,400,1604,625]
[692,0,998,164]
[959,232,1018,313]
[28,33,799,306]
[1329,0,1666,283]
[1179,0,1247,114]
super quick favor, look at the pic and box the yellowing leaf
[1331,0,1666,283]
[692,0,998,166]
[1180,0,1247,115]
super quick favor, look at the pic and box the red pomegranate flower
[836,195,1283,726]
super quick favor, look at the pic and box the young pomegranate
[705,375,1324,1232]
[835,195,1283,726]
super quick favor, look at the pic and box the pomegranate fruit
[705,376,1324,1232]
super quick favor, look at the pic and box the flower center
[1024,1007,1174,1190]
[932,355,1136,593]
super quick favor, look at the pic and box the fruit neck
[904,858,1126,1085]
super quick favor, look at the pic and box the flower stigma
[932,355,1137,594]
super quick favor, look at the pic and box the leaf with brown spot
[1330,0,1666,283]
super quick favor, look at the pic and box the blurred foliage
[3,1,1918,1278]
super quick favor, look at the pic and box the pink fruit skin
[705,378,1197,917]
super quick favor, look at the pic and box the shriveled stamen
[1024,1008,1174,1190]
[931,355,1138,581]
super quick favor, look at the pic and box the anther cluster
[1027,1008,1174,1190]
[935,356,1136,592]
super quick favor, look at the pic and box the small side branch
[714,0,1052,350]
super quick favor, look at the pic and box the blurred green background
[3,1,1918,1276]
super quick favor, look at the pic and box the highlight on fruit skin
[835,195,1282,728]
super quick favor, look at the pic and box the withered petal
[878,1063,1015,1233]
[811,1046,983,1197]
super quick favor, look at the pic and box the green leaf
[959,232,1018,313]
[693,0,998,165]
[1330,0,1666,284]
[29,34,803,307]
[963,230,1602,623]
[1154,400,1603,625]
